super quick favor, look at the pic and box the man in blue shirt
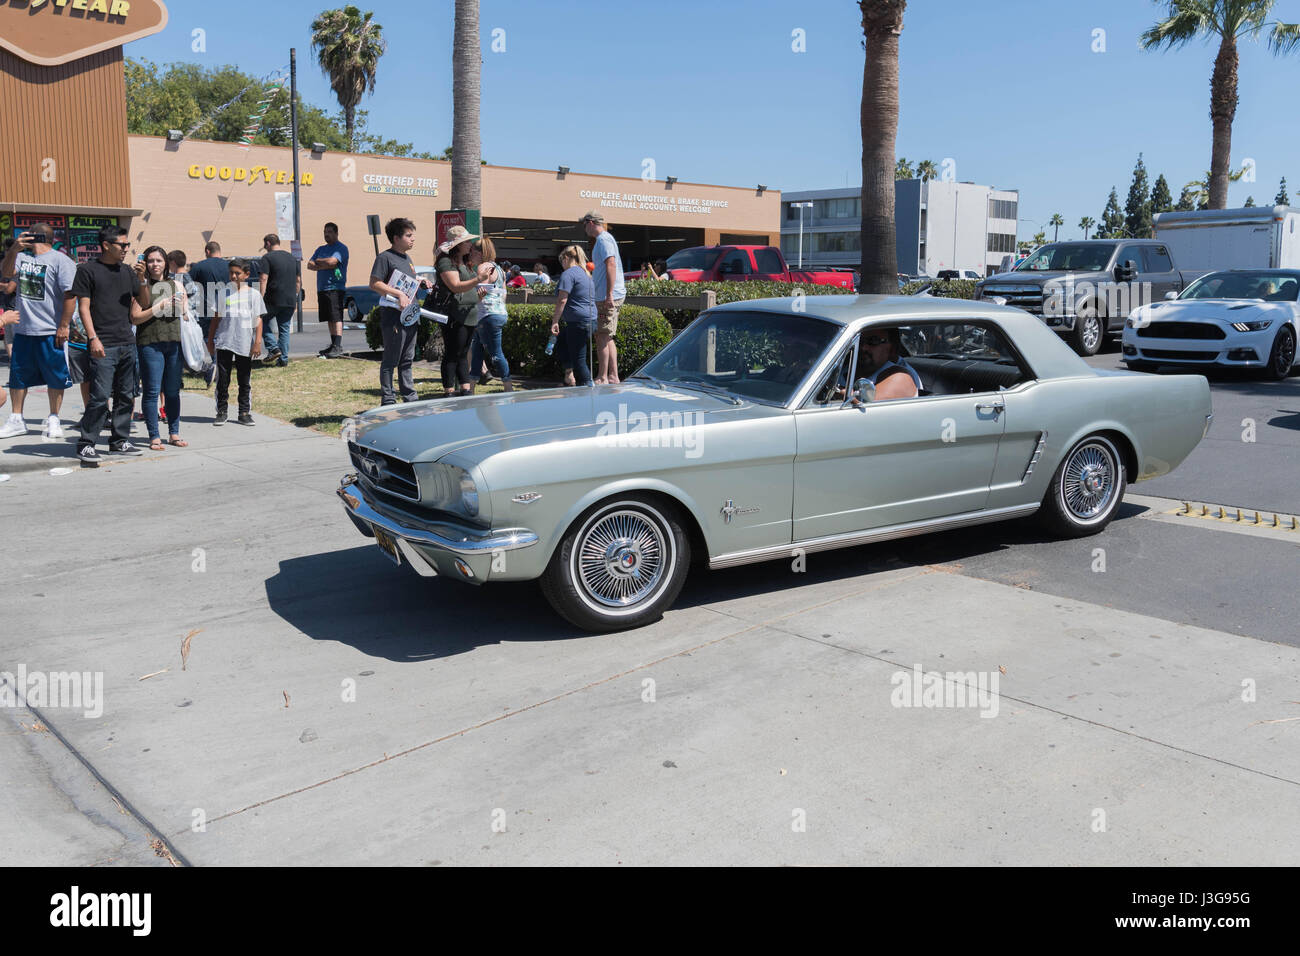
[581,211,625,384]
[188,241,230,339]
[307,222,349,358]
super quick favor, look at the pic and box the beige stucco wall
[126,136,778,263]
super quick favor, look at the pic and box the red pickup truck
[642,245,855,289]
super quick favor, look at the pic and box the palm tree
[1184,166,1246,208]
[310,6,387,153]
[860,0,908,294]
[1142,1,1300,209]
[1078,215,1096,239]
[894,157,914,180]
[916,159,939,182]
[1032,231,1048,247]
[451,0,482,211]
[1049,212,1064,241]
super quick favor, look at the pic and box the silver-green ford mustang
[338,296,1211,631]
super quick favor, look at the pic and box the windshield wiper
[664,379,743,405]
[629,374,664,389]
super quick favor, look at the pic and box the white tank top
[870,358,923,391]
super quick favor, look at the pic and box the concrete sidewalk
[2,402,1298,865]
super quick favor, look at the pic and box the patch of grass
[183,357,524,436]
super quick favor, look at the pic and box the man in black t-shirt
[71,225,150,465]
[188,241,230,338]
[258,234,301,366]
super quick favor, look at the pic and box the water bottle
[544,333,557,356]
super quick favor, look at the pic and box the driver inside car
[834,328,922,402]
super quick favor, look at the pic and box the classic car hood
[351,383,755,463]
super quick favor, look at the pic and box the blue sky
[128,0,1300,240]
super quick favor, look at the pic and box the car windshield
[666,248,723,271]
[1179,271,1300,301]
[1015,243,1116,272]
[638,309,840,405]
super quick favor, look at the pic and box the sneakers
[236,413,255,426]
[213,411,227,426]
[0,414,28,438]
[262,349,282,366]
[320,345,345,359]
[43,415,64,440]
[77,444,100,467]
[109,440,143,456]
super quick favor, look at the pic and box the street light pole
[793,201,814,269]
[290,48,303,334]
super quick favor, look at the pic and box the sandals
[149,438,165,451]
[168,436,188,447]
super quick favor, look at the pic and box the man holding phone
[0,223,77,440]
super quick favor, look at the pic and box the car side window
[754,248,784,273]
[1118,245,1147,273]
[803,344,857,408]
[720,250,752,276]
[900,322,1033,395]
[1146,245,1173,272]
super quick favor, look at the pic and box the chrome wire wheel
[1059,440,1117,522]
[572,507,670,611]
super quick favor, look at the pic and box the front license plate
[372,526,402,565]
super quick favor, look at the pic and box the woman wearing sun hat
[435,225,493,397]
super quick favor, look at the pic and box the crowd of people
[0,208,631,464]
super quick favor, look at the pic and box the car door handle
[975,401,1005,416]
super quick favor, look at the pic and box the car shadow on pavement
[265,546,585,661]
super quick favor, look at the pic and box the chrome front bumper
[337,473,538,582]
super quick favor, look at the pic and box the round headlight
[459,470,479,516]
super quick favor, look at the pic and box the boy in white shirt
[206,258,263,426]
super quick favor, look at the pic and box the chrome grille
[979,284,1044,314]
[349,442,420,501]
[1137,322,1226,340]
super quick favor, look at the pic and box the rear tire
[540,495,691,632]
[346,298,360,323]
[1265,325,1296,381]
[1039,435,1126,538]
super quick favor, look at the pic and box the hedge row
[364,303,672,380]
[899,278,979,299]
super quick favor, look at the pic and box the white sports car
[1122,269,1300,380]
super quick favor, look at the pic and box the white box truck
[1152,205,1300,271]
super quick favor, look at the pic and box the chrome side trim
[708,503,1042,570]
[338,474,538,555]
[1020,431,1048,483]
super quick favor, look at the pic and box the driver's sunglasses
[864,335,889,346]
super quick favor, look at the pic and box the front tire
[540,495,691,632]
[1039,435,1126,537]
[346,298,361,323]
[1070,304,1103,356]
[1265,325,1296,381]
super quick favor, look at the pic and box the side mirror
[1115,259,1137,282]
[1163,290,1177,300]
[852,378,875,405]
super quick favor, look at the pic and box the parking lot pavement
[4,407,1299,865]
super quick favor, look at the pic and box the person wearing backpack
[433,225,493,398]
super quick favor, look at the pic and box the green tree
[452,0,482,210]
[1244,195,1256,206]
[1032,231,1047,247]
[1078,215,1096,239]
[310,6,387,152]
[1100,187,1125,238]
[859,0,908,293]
[916,159,939,182]
[1150,173,1174,214]
[1184,166,1246,209]
[1276,176,1290,204]
[894,157,914,180]
[1124,153,1152,237]
[1175,185,1198,210]
[1142,1,1300,209]
[1049,212,1064,241]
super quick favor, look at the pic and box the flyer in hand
[381,269,423,326]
